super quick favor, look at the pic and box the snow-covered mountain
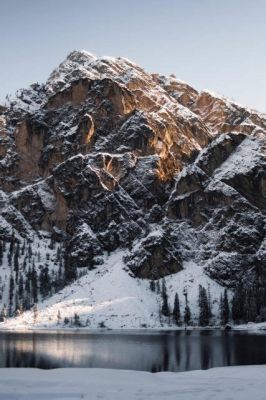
[0,50,265,329]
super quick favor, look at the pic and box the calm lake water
[0,330,266,372]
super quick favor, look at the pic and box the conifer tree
[150,280,156,292]
[9,274,14,316]
[74,313,81,327]
[39,266,51,299]
[183,288,191,326]
[244,286,257,322]
[0,305,7,321]
[220,289,229,325]
[184,303,191,326]
[232,284,244,323]
[13,244,20,282]
[21,240,26,256]
[31,265,38,303]
[7,245,12,267]
[198,285,211,326]
[173,293,181,325]
[9,232,15,255]
[0,241,3,265]
[24,271,32,310]
[161,279,170,317]
[18,274,24,300]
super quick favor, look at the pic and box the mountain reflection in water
[0,330,265,372]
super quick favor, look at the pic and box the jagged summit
[0,51,265,329]
[67,49,97,62]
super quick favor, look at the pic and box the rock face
[0,50,265,290]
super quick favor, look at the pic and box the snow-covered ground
[0,366,265,400]
[233,322,266,331]
[0,250,227,330]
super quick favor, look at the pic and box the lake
[0,330,266,372]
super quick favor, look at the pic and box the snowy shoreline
[0,321,266,333]
[0,365,265,400]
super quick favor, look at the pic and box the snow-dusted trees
[173,293,180,325]
[0,305,7,322]
[64,252,77,283]
[31,265,38,303]
[0,241,3,265]
[13,244,20,282]
[198,285,211,326]
[39,266,51,299]
[74,313,81,327]
[183,288,191,326]
[220,289,229,325]
[233,283,266,323]
[149,280,156,292]
[161,279,170,317]
[8,274,14,316]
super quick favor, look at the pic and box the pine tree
[150,280,156,292]
[8,274,14,316]
[64,253,77,283]
[207,283,212,317]
[184,304,191,326]
[24,271,31,310]
[232,284,244,323]
[0,241,3,265]
[39,266,51,299]
[13,244,20,282]
[7,245,13,267]
[27,244,32,260]
[73,313,81,327]
[244,286,257,322]
[220,289,230,325]
[48,237,55,250]
[0,305,7,321]
[21,240,26,256]
[161,279,170,317]
[9,232,15,255]
[18,274,24,300]
[173,293,181,325]
[198,285,211,326]
[56,246,61,263]
[31,265,38,303]
[183,288,191,326]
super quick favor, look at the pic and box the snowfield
[0,250,227,330]
[0,366,265,400]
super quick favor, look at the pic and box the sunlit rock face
[0,50,265,284]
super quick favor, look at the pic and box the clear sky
[0,0,265,112]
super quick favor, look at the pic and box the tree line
[150,278,266,326]
[0,238,66,320]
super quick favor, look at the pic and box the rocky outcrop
[125,232,182,279]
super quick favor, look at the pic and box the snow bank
[233,322,266,331]
[0,366,265,400]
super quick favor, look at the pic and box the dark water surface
[0,330,266,372]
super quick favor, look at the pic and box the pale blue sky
[0,0,265,112]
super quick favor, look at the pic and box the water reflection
[0,330,266,372]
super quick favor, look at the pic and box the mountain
[0,50,265,329]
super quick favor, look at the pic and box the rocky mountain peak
[0,51,265,329]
